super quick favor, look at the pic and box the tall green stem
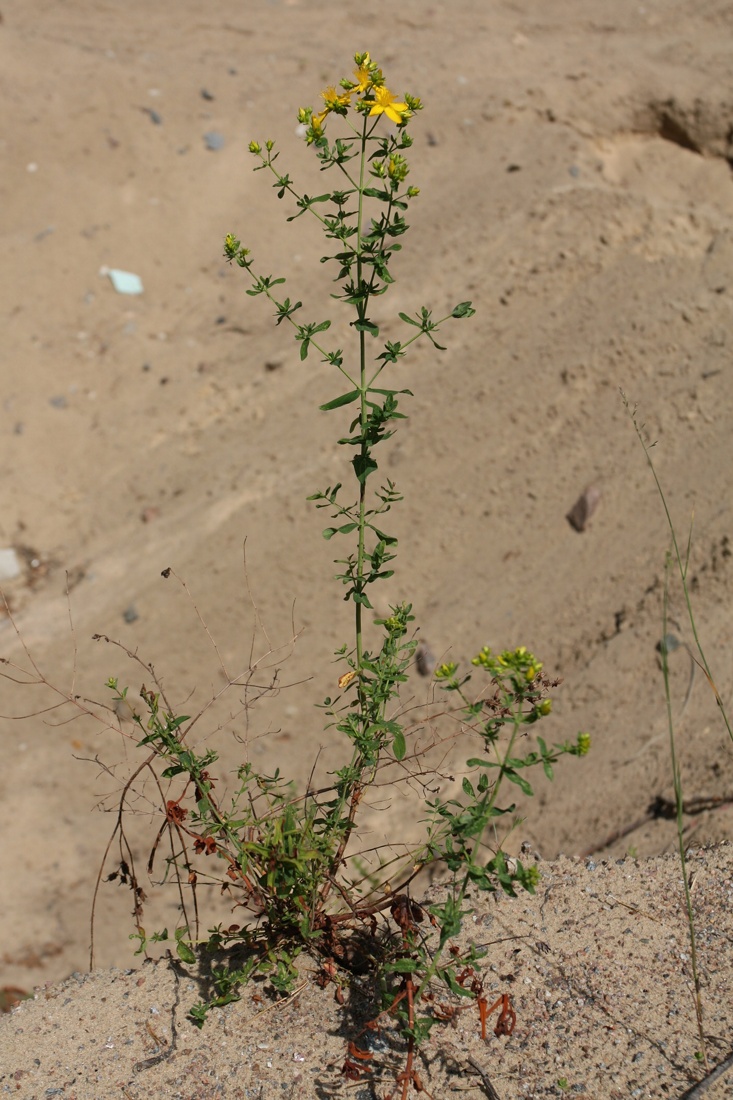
[355,119,369,677]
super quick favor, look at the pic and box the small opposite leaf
[353,319,379,337]
[352,454,378,483]
[161,764,187,779]
[323,523,358,540]
[361,186,391,201]
[504,768,534,796]
[320,390,360,412]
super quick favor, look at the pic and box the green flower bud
[435,662,457,680]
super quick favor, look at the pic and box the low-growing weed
[2,53,590,1095]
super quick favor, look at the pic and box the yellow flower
[303,110,327,146]
[369,86,410,125]
[321,85,351,113]
[353,54,373,93]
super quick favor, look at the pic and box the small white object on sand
[0,548,22,581]
[100,267,144,295]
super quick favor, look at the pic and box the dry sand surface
[2,849,733,1100]
[1,0,733,1096]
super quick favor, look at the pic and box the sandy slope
[1,0,733,1094]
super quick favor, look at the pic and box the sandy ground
[2,848,733,1099]
[1,0,733,1095]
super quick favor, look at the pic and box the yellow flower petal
[353,63,372,93]
[368,85,409,124]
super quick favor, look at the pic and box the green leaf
[443,967,479,999]
[161,764,187,779]
[451,301,476,318]
[319,390,360,411]
[322,523,358,540]
[370,526,398,545]
[368,387,414,398]
[537,736,555,779]
[392,729,406,760]
[287,193,331,220]
[405,1017,437,1045]
[176,938,196,964]
[353,319,379,337]
[352,453,378,483]
[398,311,421,328]
[466,757,498,770]
[386,957,418,974]
[167,715,190,731]
[504,768,534,796]
[361,186,391,201]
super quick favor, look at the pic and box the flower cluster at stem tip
[471,644,542,681]
[297,51,423,145]
[435,647,591,756]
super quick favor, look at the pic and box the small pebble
[204,130,225,151]
[566,485,601,532]
[415,640,437,677]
